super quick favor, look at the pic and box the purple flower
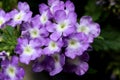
[64,52,89,75]
[39,0,64,18]
[33,54,65,76]
[48,0,64,15]
[64,0,75,14]
[0,56,25,80]
[8,2,32,27]
[0,9,10,28]
[15,38,42,64]
[21,22,49,39]
[76,16,100,42]
[43,38,63,55]
[46,10,77,41]
[65,33,90,59]
[31,12,51,27]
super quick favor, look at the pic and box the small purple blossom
[46,10,77,41]
[15,38,42,64]
[31,11,51,27]
[65,33,89,59]
[48,0,64,15]
[64,0,75,14]
[8,2,32,27]
[33,54,65,76]
[76,16,100,43]
[43,38,63,55]
[64,52,89,75]
[21,22,49,40]
[0,56,25,80]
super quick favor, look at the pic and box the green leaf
[2,0,18,11]
[84,0,102,21]
[0,26,20,54]
[92,25,120,52]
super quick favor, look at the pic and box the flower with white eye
[76,16,100,42]
[40,12,48,25]
[47,10,76,41]
[13,11,25,21]
[6,65,16,79]
[65,33,89,59]
[15,38,42,64]
[0,56,25,80]
[56,20,69,32]
[8,2,32,27]
[29,28,40,39]
[43,38,63,55]
[76,24,90,35]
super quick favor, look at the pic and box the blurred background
[0,0,120,80]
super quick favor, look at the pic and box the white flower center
[23,45,34,55]
[48,41,58,51]
[68,39,81,49]
[40,13,48,24]
[56,21,69,32]
[0,17,5,26]
[29,28,40,38]
[77,25,90,35]
[6,65,16,79]
[14,11,25,21]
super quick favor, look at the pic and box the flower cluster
[0,0,100,79]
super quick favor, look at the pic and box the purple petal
[16,67,25,79]
[50,32,62,41]
[67,12,77,24]
[20,55,31,64]
[75,62,89,75]
[80,16,93,25]
[0,9,5,16]
[48,0,59,6]
[33,64,44,72]
[18,2,30,12]
[43,47,51,55]
[65,49,77,59]
[52,1,64,14]
[54,10,66,23]
[40,27,49,37]
[31,14,41,26]
[31,49,42,60]
[65,0,75,12]
[29,39,42,47]
[89,22,100,38]
[23,11,32,22]
[11,56,19,65]
[63,26,75,36]
[49,54,65,76]
[49,62,62,76]
[39,3,49,14]
[46,22,56,32]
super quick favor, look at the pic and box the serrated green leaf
[0,26,20,54]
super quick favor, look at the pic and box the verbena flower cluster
[0,0,100,79]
